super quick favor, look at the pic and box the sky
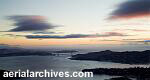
[0,0,150,47]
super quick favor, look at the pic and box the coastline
[70,50,150,64]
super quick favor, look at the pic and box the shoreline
[70,50,150,64]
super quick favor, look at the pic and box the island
[0,48,54,57]
[70,50,150,64]
[53,50,78,53]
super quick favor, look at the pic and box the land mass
[70,50,150,64]
[53,50,78,53]
[82,67,150,80]
[0,48,78,57]
[0,48,54,57]
[105,77,132,80]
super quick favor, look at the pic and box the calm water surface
[0,55,148,80]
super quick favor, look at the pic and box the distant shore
[0,48,78,57]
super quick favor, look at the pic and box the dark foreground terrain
[83,67,150,80]
[105,77,132,80]
[70,50,150,64]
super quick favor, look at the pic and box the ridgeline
[70,50,150,64]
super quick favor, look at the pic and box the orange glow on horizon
[0,36,123,46]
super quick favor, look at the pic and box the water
[0,55,149,80]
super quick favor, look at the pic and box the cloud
[113,29,149,32]
[4,34,24,37]
[100,38,139,42]
[8,15,58,32]
[125,29,149,32]
[100,39,119,42]
[99,38,150,45]
[109,0,150,19]
[25,32,129,39]
[32,31,56,34]
[117,39,150,45]
[26,34,93,39]
[101,32,128,37]
[144,40,150,42]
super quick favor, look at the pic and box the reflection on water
[0,55,149,80]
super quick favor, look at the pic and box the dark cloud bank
[8,15,58,32]
[25,32,129,39]
[109,0,150,19]
[6,15,130,39]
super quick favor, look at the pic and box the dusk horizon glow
[0,0,150,46]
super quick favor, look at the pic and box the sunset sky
[0,0,150,46]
